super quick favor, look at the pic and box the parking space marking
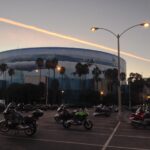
[102,121,120,150]
[116,134,150,139]
[0,134,102,148]
[109,145,150,150]
[1,133,149,150]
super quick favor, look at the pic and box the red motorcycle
[129,106,150,128]
[129,107,144,121]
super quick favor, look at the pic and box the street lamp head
[91,27,99,32]
[140,22,150,28]
[56,65,61,72]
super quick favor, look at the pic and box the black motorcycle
[93,104,111,117]
[54,105,73,124]
[63,110,93,130]
[0,103,43,136]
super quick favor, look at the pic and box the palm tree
[75,62,83,77]
[82,64,89,78]
[75,62,90,90]
[0,63,8,89]
[92,66,101,90]
[104,68,118,93]
[59,66,66,90]
[104,69,113,93]
[50,58,58,79]
[75,63,83,88]
[45,59,52,77]
[0,63,8,80]
[36,58,44,83]
[59,66,66,76]
[8,68,15,84]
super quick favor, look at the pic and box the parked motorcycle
[63,109,93,130]
[54,104,75,124]
[130,106,150,128]
[93,104,111,117]
[0,103,43,136]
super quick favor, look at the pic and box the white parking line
[116,134,150,139]
[1,133,149,150]
[109,145,150,150]
[0,134,102,148]
[101,121,120,150]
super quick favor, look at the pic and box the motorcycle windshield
[3,103,12,113]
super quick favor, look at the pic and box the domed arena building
[0,47,126,104]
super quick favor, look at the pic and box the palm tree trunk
[96,80,98,90]
[10,76,13,84]
[48,69,50,78]
[39,69,41,83]
[53,69,55,79]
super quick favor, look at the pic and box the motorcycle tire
[63,121,71,129]
[84,120,93,130]
[24,124,36,136]
[0,121,9,132]
[131,120,144,129]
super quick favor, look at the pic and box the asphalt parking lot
[0,109,150,150]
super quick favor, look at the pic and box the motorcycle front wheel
[84,120,93,130]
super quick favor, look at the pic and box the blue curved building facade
[0,47,126,71]
[0,47,126,104]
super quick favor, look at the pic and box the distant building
[0,47,126,103]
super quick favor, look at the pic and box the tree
[120,72,126,82]
[75,62,83,77]
[36,58,44,83]
[128,72,145,104]
[50,58,58,79]
[59,66,66,75]
[92,66,101,90]
[45,59,52,77]
[8,68,15,84]
[0,63,8,80]
[104,68,118,93]
[145,78,150,88]
[58,66,66,103]
[59,66,66,87]
[75,62,90,90]
[0,63,8,89]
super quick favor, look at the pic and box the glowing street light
[100,90,104,96]
[56,65,61,72]
[91,22,149,121]
[143,23,150,28]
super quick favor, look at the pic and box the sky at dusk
[0,0,150,77]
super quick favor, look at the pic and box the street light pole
[91,22,149,121]
[117,34,121,120]
[46,76,48,105]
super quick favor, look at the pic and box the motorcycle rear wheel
[63,121,71,129]
[24,124,36,136]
